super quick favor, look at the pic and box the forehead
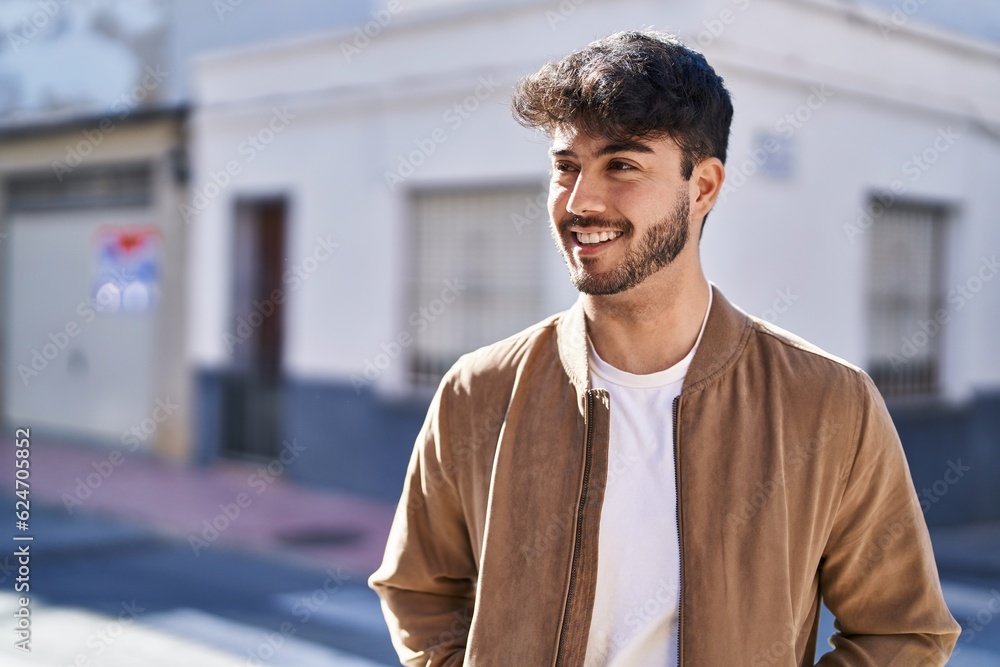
[549,126,680,160]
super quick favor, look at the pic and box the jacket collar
[556,282,752,395]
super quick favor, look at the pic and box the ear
[689,157,725,222]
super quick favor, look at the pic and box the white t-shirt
[583,288,712,667]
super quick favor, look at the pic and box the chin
[570,271,630,296]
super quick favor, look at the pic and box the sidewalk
[0,590,385,667]
[0,437,397,579]
[13,438,999,583]
[4,439,999,665]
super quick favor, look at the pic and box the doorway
[222,198,287,460]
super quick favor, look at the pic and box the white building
[0,0,369,459]
[187,0,1000,523]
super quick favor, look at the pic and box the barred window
[866,200,948,399]
[6,162,153,212]
[409,186,548,388]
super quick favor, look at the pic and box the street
[0,503,397,666]
[1,502,998,665]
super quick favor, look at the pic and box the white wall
[188,0,1000,399]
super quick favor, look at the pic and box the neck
[582,256,710,375]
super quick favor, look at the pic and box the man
[369,30,960,666]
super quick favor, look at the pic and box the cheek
[548,186,566,219]
[621,184,678,219]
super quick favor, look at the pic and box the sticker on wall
[91,226,161,315]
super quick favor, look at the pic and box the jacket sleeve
[368,372,478,667]
[816,372,961,666]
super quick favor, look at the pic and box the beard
[552,194,690,296]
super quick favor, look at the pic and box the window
[6,162,153,212]
[409,186,548,388]
[866,200,947,399]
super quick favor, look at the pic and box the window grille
[409,186,548,388]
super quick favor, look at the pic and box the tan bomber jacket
[369,283,961,666]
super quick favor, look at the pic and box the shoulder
[437,309,566,400]
[742,314,884,427]
[425,311,569,464]
[744,314,869,390]
[696,309,904,493]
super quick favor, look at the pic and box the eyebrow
[549,140,655,158]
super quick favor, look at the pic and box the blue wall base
[194,369,1000,524]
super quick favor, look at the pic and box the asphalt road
[1,502,998,665]
[0,503,398,666]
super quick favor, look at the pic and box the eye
[552,161,578,173]
[608,160,636,171]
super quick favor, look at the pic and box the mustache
[559,215,632,235]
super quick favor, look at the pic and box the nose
[564,169,606,217]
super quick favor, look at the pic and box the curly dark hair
[511,30,734,181]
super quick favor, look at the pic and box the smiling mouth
[573,230,623,245]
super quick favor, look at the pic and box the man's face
[547,126,692,296]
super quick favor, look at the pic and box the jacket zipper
[672,394,683,666]
[555,389,595,667]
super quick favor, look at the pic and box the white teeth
[575,231,621,245]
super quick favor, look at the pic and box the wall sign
[91,225,161,315]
